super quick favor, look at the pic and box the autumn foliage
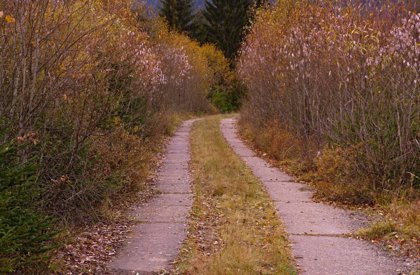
[238,1,419,200]
[0,0,228,272]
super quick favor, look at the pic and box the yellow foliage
[5,15,14,23]
[315,146,358,185]
[200,44,233,85]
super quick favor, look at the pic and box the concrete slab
[109,119,196,273]
[290,235,408,275]
[166,145,189,153]
[265,182,313,202]
[157,181,192,194]
[247,166,294,182]
[231,147,256,157]
[164,153,190,163]
[150,193,193,206]
[275,201,355,235]
[109,223,188,273]
[132,203,191,223]
[157,167,188,178]
[158,175,190,182]
[220,118,410,275]
[159,164,188,172]
[242,156,271,168]
[158,163,189,171]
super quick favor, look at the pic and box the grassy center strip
[175,116,296,275]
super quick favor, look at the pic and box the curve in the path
[221,118,410,275]
[109,120,196,274]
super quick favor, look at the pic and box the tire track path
[109,120,196,274]
[221,118,410,275]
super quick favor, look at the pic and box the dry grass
[356,199,420,258]
[163,112,207,136]
[175,116,296,275]
[239,119,420,259]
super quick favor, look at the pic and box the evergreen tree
[176,0,196,32]
[190,10,208,43]
[160,0,177,29]
[203,0,266,60]
[160,0,196,34]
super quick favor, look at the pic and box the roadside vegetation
[238,0,419,257]
[175,116,296,275]
[0,0,231,272]
[1,0,418,272]
[159,0,265,112]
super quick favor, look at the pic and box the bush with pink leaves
[238,1,419,191]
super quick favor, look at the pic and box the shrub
[0,0,222,222]
[207,80,246,113]
[0,0,223,271]
[238,1,419,197]
[0,138,56,273]
[200,44,246,112]
[208,86,234,113]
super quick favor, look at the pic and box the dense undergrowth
[238,0,419,255]
[0,0,232,272]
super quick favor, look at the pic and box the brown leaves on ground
[180,199,225,260]
[50,143,167,274]
[52,221,133,274]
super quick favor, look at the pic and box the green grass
[175,116,296,275]
[356,220,397,240]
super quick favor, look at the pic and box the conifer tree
[160,0,177,28]
[160,0,196,34]
[176,0,195,32]
[203,0,266,60]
